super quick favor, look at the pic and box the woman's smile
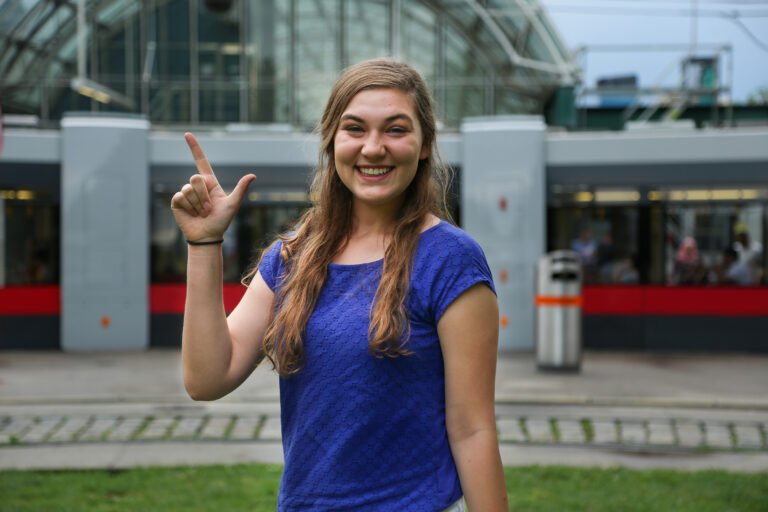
[357,166,394,177]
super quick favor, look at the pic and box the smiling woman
[172,58,507,511]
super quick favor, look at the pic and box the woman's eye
[344,125,363,133]
[388,126,407,134]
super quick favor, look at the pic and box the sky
[538,0,768,103]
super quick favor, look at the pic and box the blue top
[259,221,495,511]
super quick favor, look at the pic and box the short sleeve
[257,240,284,292]
[425,227,496,325]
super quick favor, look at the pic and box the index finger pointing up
[184,132,216,176]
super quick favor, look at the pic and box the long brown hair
[247,58,451,376]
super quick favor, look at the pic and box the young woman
[172,58,508,511]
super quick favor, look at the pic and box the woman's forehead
[341,88,418,120]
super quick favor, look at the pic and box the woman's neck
[349,200,400,240]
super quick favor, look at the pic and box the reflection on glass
[549,205,639,285]
[666,204,764,286]
[550,187,767,287]
[1,193,59,285]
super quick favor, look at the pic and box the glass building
[0,0,580,128]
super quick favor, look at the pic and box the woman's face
[333,88,429,211]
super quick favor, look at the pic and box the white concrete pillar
[461,116,547,350]
[61,114,150,350]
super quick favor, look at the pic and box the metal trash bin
[536,250,582,372]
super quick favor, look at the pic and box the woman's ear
[419,144,430,160]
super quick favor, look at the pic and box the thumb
[227,174,257,207]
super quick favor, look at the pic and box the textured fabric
[259,221,495,511]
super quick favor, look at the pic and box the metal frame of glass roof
[0,0,580,128]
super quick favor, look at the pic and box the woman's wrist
[186,238,224,245]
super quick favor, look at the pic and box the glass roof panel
[13,0,56,41]
[401,1,437,82]
[96,0,139,25]
[0,0,45,36]
[6,48,36,82]
[0,0,578,126]
[536,8,569,59]
[30,5,71,46]
[345,0,389,65]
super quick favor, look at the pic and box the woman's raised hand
[171,132,256,243]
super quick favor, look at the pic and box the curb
[494,395,768,411]
[4,395,768,410]
[1,412,766,452]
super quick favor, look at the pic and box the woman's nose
[361,133,386,159]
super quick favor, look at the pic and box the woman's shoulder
[420,219,486,257]
[412,219,496,321]
[257,236,293,290]
[415,220,490,279]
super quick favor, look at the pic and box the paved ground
[1,349,767,472]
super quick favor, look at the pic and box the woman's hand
[171,132,256,243]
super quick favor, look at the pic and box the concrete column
[61,114,150,351]
[461,116,546,350]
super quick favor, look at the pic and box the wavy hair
[246,58,451,376]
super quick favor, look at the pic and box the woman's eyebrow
[340,114,365,123]
[340,113,414,124]
[385,113,414,124]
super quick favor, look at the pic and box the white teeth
[358,167,391,176]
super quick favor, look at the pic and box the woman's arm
[438,283,508,511]
[182,247,274,401]
[172,132,270,401]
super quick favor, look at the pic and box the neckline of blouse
[328,220,445,269]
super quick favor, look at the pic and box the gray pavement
[1,349,767,472]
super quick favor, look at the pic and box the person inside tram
[610,253,639,285]
[595,232,618,283]
[26,247,52,284]
[571,227,597,281]
[170,59,507,511]
[733,224,762,265]
[571,228,596,264]
[733,225,763,283]
[717,247,759,286]
[672,236,708,285]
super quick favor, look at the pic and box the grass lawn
[1,464,766,511]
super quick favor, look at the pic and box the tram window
[237,204,309,276]
[665,203,764,286]
[151,193,186,283]
[151,192,309,283]
[548,206,640,285]
[1,194,60,286]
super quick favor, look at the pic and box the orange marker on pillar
[100,315,111,328]
[500,314,509,328]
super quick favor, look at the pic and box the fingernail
[204,202,211,211]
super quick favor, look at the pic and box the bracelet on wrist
[186,239,224,246]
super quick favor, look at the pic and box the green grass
[503,466,768,511]
[0,464,282,512]
[0,464,766,511]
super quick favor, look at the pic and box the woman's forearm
[181,245,233,400]
[451,428,508,511]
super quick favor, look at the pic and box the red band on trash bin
[535,295,583,307]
